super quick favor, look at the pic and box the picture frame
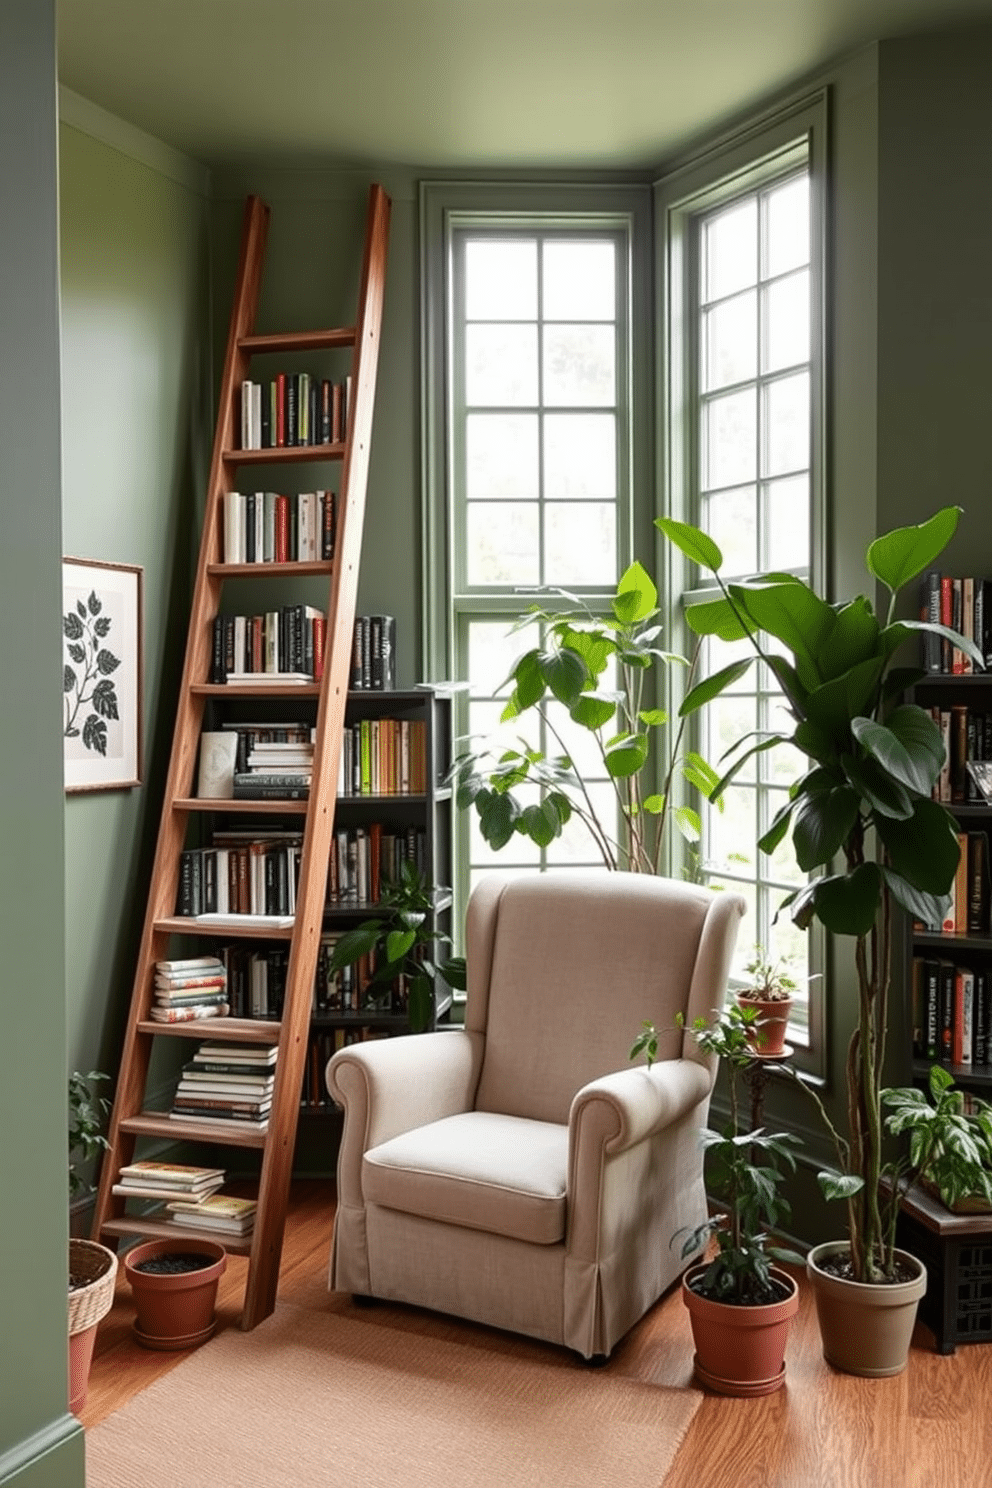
[62,557,143,793]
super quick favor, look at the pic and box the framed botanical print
[62,557,143,793]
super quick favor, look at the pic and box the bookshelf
[91,184,393,1330]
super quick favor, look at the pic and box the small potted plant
[735,946,800,1057]
[327,860,466,1033]
[631,1004,805,1396]
[883,1064,992,1216]
[68,1070,117,1415]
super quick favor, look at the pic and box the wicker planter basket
[69,1238,118,1335]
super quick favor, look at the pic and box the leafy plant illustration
[63,589,120,755]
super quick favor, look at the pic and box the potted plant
[736,946,798,1057]
[631,1003,805,1395]
[124,1236,227,1350]
[450,562,721,872]
[883,1064,992,1215]
[68,1069,117,1415]
[658,505,982,1375]
[327,859,466,1033]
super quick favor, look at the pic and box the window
[659,96,826,1054]
[421,184,651,917]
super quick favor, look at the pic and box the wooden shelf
[100,1214,255,1256]
[153,916,295,941]
[207,560,333,579]
[121,1112,269,1149]
[136,1017,281,1044]
[222,444,344,467]
[191,682,322,699]
[237,327,356,355]
[174,797,309,816]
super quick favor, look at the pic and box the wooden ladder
[91,183,391,1329]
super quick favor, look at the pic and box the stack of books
[233,735,314,801]
[111,1160,225,1204]
[169,1042,278,1131]
[152,956,229,1024]
[165,1193,258,1237]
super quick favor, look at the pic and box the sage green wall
[59,125,211,1139]
[209,168,422,685]
[0,5,84,1485]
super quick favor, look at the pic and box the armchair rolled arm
[569,1058,714,1159]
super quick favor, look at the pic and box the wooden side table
[895,1182,992,1354]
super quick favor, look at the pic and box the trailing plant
[631,1004,804,1305]
[658,505,982,1283]
[450,562,721,873]
[68,1069,111,1198]
[328,860,466,1034]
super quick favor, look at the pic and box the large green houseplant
[451,562,720,872]
[657,506,981,1311]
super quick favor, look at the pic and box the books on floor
[112,1160,226,1204]
[152,955,229,1024]
[165,1194,258,1236]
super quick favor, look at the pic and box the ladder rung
[122,1112,269,1149]
[100,1215,254,1257]
[206,561,333,579]
[222,444,345,467]
[173,797,309,816]
[237,327,357,355]
[136,1017,281,1044]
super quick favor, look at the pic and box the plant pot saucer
[132,1317,217,1352]
[692,1354,787,1397]
[747,1042,794,1062]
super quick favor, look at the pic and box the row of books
[339,717,427,797]
[912,958,992,1066]
[175,824,428,919]
[240,373,351,450]
[915,830,990,936]
[210,606,326,685]
[919,571,992,674]
[111,1158,258,1237]
[176,832,303,919]
[222,489,335,565]
[351,614,395,690]
[299,1027,387,1110]
[169,1042,278,1132]
[924,706,992,805]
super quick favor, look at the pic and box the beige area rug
[86,1304,700,1488]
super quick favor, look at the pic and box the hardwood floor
[81,1181,992,1487]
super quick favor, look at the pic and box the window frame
[655,91,829,1074]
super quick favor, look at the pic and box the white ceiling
[57,0,992,170]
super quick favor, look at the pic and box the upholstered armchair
[326,870,746,1359]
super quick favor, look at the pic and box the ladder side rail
[243,184,391,1327]
[91,197,271,1241]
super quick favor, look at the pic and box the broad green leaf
[803,657,885,747]
[569,693,617,730]
[808,862,883,936]
[791,784,861,870]
[385,928,417,963]
[673,805,702,843]
[642,793,665,814]
[866,506,961,593]
[679,657,754,716]
[539,645,588,705]
[818,1170,865,1201]
[478,790,519,850]
[684,594,753,641]
[815,596,881,681]
[604,732,649,778]
[655,517,723,573]
[874,797,961,893]
[851,707,942,795]
[899,618,985,670]
[792,718,836,763]
[757,800,794,855]
[681,751,721,799]
[518,801,564,847]
[880,866,950,929]
[727,580,836,690]
[329,922,382,969]
[614,560,658,622]
[842,752,913,819]
[562,628,615,679]
[639,708,668,727]
[713,735,788,804]
[765,653,809,716]
[512,650,546,710]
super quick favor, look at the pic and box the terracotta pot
[681,1263,800,1396]
[807,1241,927,1377]
[737,991,792,1055]
[124,1237,226,1350]
[68,1237,118,1415]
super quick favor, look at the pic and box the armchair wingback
[327,870,745,1358]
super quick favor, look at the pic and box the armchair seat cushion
[363,1111,568,1245]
